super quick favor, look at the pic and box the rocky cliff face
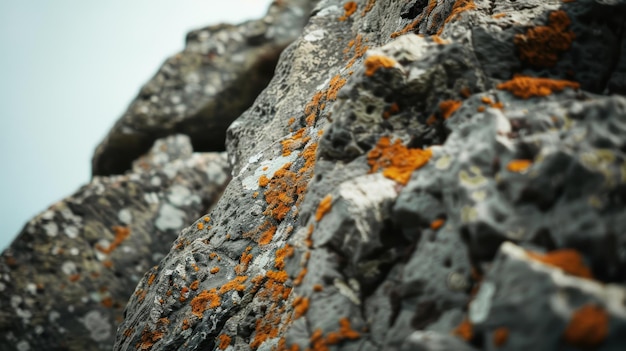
[114,0,626,350]
[0,1,313,350]
[3,0,626,350]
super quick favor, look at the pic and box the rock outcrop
[0,135,230,350]
[113,0,626,351]
[92,0,315,176]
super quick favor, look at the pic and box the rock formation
[3,0,626,350]
[113,0,626,350]
[0,0,313,350]
[92,0,314,176]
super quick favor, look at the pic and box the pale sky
[0,0,273,250]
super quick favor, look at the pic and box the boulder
[92,0,316,176]
[0,135,230,350]
[114,0,626,350]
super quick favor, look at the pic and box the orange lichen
[430,219,445,230]
[439,100,462,119]
[281,128,309,157]
[139,328,164,350]
[432,35,449,44]
[493,327,509,347]
[218,334,232,350]
[383,102,400,119]
[192,263,199,272]
[203,216,210,222]
[180,286,189,302]
[293,296,310,319]
[315,195,333,222]
[460,87,472,98]
[364,55,396,76]
[182,319,190,331]
[514,10,575,67]
[453,318,473,341]
[259,174,270,187]
[191,289,221,317]
[259,225,277,245]
[68,274,81,282]
[339,1,357,21]
[327,318,361,344]
[346,34,368,68]
[236,250,254,275]
[275,244,295,270]
[101,297,114,308]
[252,191,259,198]
[220,276,248,294]
[563,304,608,348]
[391,0,437,38]
[506,159,532,173]
[477,106,486,112]
[361,0,376,16]
[190,280,199,291]
[147,274,156,286]
[439,0,476,34]
[497,75,579,99]
[197,222,204,230]
[267,270,288,283]
[287,117,296,126]
[294,268,308,286]
[210,267,220,274]
[313,284,324,292]
[96,226,131,254]
[367,136,433,185]
[327,75,347,101]
[526,249,593,279]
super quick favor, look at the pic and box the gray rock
[110,0,626,351]
[92,0,316,176]
[0,135,230,351]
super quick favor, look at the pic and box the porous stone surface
[92,0,315,176]
[114,0,626,350]
[0,135,230,351]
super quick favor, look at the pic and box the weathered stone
[0,135,230,351]
[102,0,624,350]
[92,0,316,176]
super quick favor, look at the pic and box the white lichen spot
[70,247,79,256]
[304,29,325,42]
[118,208,133,225]
[80,310,111,342]
[41,210,55,220]
[26,283,37,295]
[334,278,361,305]
[64,225,79,239]
[49,311,60,323]
[242,152,299,191]
[469,281,495,323]
[61,261,77,276]
[435,155,452,170]
[155,203,186,231]
[35,326,44,335]
[16,340,30,351]
[167,185,193,207]
[0,282,5,292]
[43,222,58,237]
[144,192,160,204]
[151,176,162,187]
[447,272,468,291]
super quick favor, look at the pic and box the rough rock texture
[114,0,626,350]
[0,135,230,351]
[92,0,315,176]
